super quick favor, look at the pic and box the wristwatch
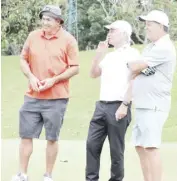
[122,101,130,107]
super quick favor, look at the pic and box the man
[86,20,140,181]
[11,5,79,181]
[127,10,176,181]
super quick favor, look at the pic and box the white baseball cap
[105,20,132,36]
[139,10,169,27]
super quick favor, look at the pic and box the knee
[86,139,93,150]
[135,146,144,153]
[135,146,147,160]
[47,140,58,153]
[20,139,33,155]
[47,140,58,151]
[47,140,58,145]
[145,147,159,156]
[86,139,100,154]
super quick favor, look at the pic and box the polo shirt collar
[115,43,130,52]
[40,27,63,39]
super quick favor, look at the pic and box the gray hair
[121,30,131,44]
[163,25,169,33]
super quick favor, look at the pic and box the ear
[157,23,163,31]
[56,19,61,25]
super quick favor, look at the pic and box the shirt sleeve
[143,48,170,67]
[20,33,32,62]
[66,37,79,66]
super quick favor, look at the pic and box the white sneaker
[11,173,28,181]
[43,175,53,181]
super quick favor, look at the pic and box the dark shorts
[19,96,68,141]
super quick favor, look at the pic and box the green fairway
[1,140,177,181]
[1,45,177,141]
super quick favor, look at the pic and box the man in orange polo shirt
[11,5,79,181]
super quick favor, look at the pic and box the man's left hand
[115,104,128,121]
[39,78,56,91]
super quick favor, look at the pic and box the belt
[99,100,122,104]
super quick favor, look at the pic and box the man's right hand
[29,74,42,92]
[90,38,108,78]
[96,39,108,55]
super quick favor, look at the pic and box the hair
[163,25,169,33]
[42,12,63,25]
[121,31,131,44]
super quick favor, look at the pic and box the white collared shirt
[99,44,140,101]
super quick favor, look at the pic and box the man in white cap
[127,10,176,181]
[11,5,79,181]
[85,20,140,181]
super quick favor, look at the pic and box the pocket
[94,101,100,112]
[57,99,68,117]
[127,108,132,125]
[22,96,38,111]
[24,95,37,103]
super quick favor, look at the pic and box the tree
[77,0,177,50]
[1,0,66,55]
[1,0,177,54]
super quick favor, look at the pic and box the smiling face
[41,15,61,33]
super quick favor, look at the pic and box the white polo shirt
[99,44,140,101]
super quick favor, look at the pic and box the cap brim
[138,15,156,23]
[104,25,111,29]
[138,15,169,27]
[138,15,147,22]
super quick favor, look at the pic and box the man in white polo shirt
[127,10,176,181]
[85,20,140,181]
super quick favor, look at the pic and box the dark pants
[86,101,131,181]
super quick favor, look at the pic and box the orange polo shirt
[20,28,79,99]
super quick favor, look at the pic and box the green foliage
[77,0,177,50]
[1,0,66,55]
[1,0,177,54]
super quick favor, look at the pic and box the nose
[107,31,111,37]
[107,34,111,41]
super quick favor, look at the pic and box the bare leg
[136,146,151,181]
[45,140,58,176]
[19,138,33,174]
[146,147,162,181]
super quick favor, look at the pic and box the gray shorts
[132,108,169,148]
[19,96,68,141]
